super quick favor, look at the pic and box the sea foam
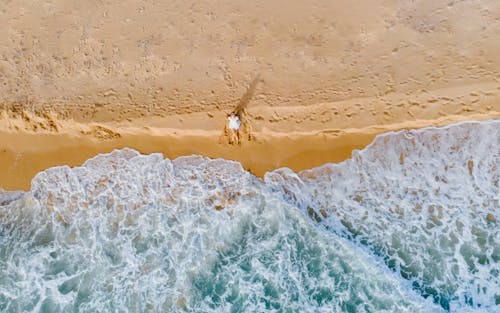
[266,119,500,311]
[1,119,498,312]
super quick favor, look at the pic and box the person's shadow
[233,74,261,118]
[221,74,261,145]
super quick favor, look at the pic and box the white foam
[0,147,441,312]
[266,119,500,310]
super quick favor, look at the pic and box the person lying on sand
[227,112,241,144]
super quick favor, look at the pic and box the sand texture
[1,0,499,190]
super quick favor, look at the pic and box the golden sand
[0,0,499,190]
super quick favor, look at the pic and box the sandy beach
[1,0,499,190]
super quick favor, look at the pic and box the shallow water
[1,119,499,312]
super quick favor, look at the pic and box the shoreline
[1,111,498,191]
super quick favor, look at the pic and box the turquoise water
[0,120,498,312]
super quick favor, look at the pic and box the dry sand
[0,0,499,190]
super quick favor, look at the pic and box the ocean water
[0,120,498,313]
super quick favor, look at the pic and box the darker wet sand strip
[1,112,498,191]
[0,130,373,191]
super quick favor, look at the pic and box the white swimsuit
[228,116,241,131]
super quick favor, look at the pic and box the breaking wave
[1,119,498,312]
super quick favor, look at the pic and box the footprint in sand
[82,125,121,141]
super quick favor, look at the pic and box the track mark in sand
[319,129,343,136]
[40,113,59,132]
[82,125,121,141]
[6,110,60,132]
